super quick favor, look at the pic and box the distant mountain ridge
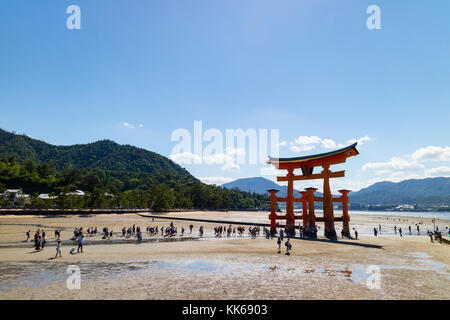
[222,177,320,197]
[222,177,290,196]
[222,176,450,206]
[350,177,450,205]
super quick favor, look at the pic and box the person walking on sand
[35,236,41,251]
[137,231,142,243]
[77,235,83,253]
[428,231,434,243]
[285,239,292,256]
[55,240,62,258]
[26,230,30,241]
[41,233,46,249]
[354,229,358,240]
[34,230,40,247]
[373,228,378,236]
[394,226,397,234]
[409,225,412,235]
[277,237,281,254]
[399,227,402,237]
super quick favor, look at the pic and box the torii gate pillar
[300,191,308,229]
[285,168,296,237]
[305,187,317,238]
[322,164,337,239]
[268,189,279,231]
[339,189,351,237]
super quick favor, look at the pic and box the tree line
[0,158,269,211]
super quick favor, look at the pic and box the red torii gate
[267,143,359,239]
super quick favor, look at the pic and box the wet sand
[0,211,449,300]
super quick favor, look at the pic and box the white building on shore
[2,189,30,206]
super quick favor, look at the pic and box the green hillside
[0,129,268,210]
[350,178,450,206]
[0,128,190,176]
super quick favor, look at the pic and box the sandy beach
[0,211,449,300]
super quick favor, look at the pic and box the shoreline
[0,211,448,299]
[1,208,449,216]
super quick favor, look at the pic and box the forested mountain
[0,128,190,176]
[349,177,450,205]
[0,129,268,210]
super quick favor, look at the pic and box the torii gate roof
[267,142,359,169]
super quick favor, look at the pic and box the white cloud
[362,157,425,174]
[204,153,234,165]
[169,152,202,164]
[225,147,246,156]
[288,135,371,153]
[347,135,371,146]
[122,122,135,129]
[361,145,450,184]
[221,162,240,171]
[293,136,322,145]
[426,166,450,177]
[260,165,279,177]
[170,147,243,170]
[203,147,244,171]
[122,122,145,129]
[411,146,450,162]
[321,138,337,149]
[290,144,316,152]
[199,177,234,185]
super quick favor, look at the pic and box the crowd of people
[428,229,444,243]
[23,218,448,260]
[31,229,46,251]
[371,223,449,243]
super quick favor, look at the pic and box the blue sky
[1,0,449,192]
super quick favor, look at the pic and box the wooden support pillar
[300,191,308,229]
[322,165,337,239]
[267,189,279,231]
[338,190,351,238]
[285,168,295,237]
[305,187,317,238]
